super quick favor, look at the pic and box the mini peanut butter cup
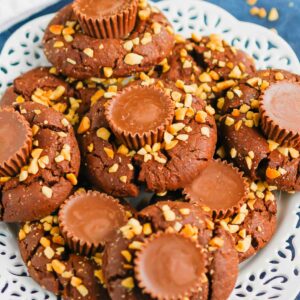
[184,159,248,219]
[105,85,175,149]
[0,108,32,177]
[134,232,206,300]
[58,190,128,256]
[259,81,300,147]
[73,0,138,39]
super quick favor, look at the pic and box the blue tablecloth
[0,1,299,299]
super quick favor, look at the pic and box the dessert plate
[0,0,300,299]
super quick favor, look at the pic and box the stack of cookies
[0,0,298,299]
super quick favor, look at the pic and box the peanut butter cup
[260,81,300,147]
[73,0,138,39]
[105,85,175,149]
[0,108,32,177]
[135,232,205,300]
[184,160,248,218]
[59,190,128,256]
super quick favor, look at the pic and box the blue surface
[0,0,299,299]
[209,0,300,59]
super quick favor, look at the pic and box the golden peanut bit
[138,7,151,20]
[181,224,199,240]
[55,144,71,163]
[124,53,144,65]
[129,241,144,250]
[90,89,105,105]
[121,250,132,263]
[83,48,94,58]
[214,80,236,93]
[42,186,53,199]
[96,127,111,141]
[162,204,176,221]
[266,167,281,179]
[119,176,127,183]
[138,0,148,9]
[250,6,267,18]
[268,8,279,21]
[209,237,224,249]
[49,25,64,35]
[201,127,210,138]
[54,41,64,48]
[103,67,113,78]
[19,170,28,182]
[94,269,104,285]
[230,148,237,158]
[77,116,91,134]
[205,219,215,230]
[67,58,76,65]
[143,223,152,235]
[120,218,143,240]
[61,118,69,127]
[76,284,89,297]
[87,143,94,153]
[18,228,27,241]
[44,247,55,259]
[66,173,78,185]
[121,277,135,290]
[31,86,65,107]
[235,235,252,253]
[239,228,247,239]
[103,147,114,159]
[108,163,119,173]
[123,40,134,51]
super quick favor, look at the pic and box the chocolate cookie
[102,201,239,300]
[0,67,97,126]
[183,159,277,261]
[217,69,297,116]
[43,0,175,80]
[154,35,257,109]
[78,79,217,197]
[192,34,256,81]
[218,70,300,191]
[18,213,109,300]
[1,67,73,108]
[0,102,80,222]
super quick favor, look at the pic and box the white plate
[0,1,300,299]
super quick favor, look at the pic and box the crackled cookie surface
[0,102,80,222]
[18,213,109,300]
